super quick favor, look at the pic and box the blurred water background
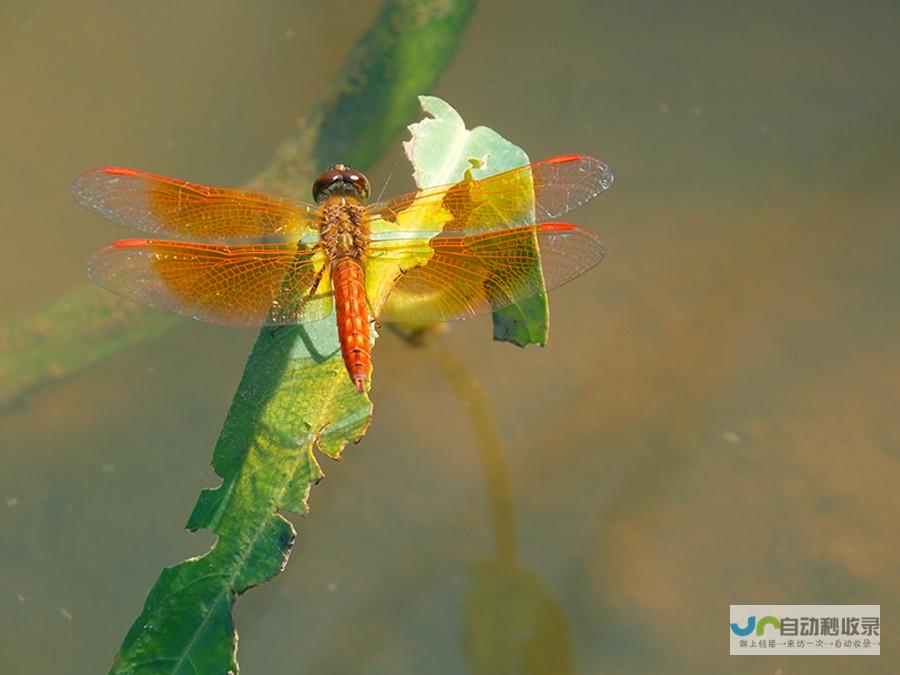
[1,1,897,672]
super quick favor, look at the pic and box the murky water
[1,1,897,673]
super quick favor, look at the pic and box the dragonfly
[72,154,613,393]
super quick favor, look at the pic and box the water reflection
[373,325,576,672]
[436,345,574,675]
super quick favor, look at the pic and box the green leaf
[111,320,369,674]
[402,95,549,346]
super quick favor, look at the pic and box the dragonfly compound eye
[313,165,371,202]
[344,170,370,201]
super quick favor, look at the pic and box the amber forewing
[72,168,322,241]
[368,154,613,234]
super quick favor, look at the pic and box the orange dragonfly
[72,154,613,393]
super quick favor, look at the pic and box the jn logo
[730,615,781,637]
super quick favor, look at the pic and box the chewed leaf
[404,96,531,189]
[402,95,549,346]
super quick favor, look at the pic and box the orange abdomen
[332,258,370,392]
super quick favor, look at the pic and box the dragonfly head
[313,164,371,203]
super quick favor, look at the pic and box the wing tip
[71,167,138,210]
[86,239,157,283]
[70,170,96,204]
[576,155,615,193]
[537,222,606,267]
[591,157,615,192]
[540,153,615,195]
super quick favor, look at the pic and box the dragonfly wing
[366,223,604,323]
[367,154,613,234]
[89,240,332,326]
[73,167,322,242]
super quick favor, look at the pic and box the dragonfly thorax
[320,198,369,262]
